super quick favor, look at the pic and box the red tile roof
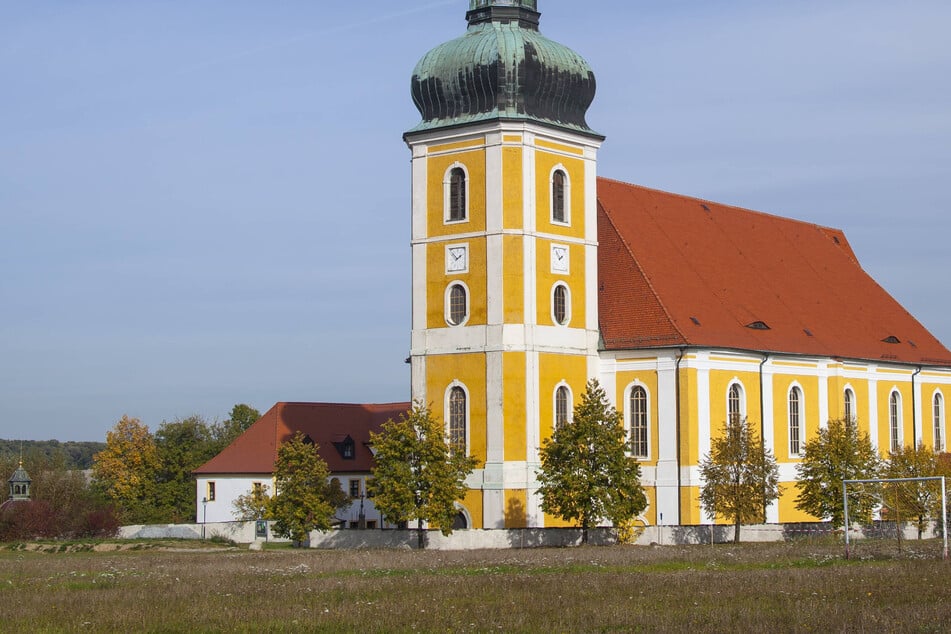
[194,402,410,475]
[597,177,951,366]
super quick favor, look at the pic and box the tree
[369,402,479,549]
[0,452,118,540]
[232,484,272,521]
[536,379,647,545]
[154,416,219,523]
[699,416,780,543]
[211,404,261,451]
[883,444,940,540]
[268,432,336,544]
[795,418,881,528]
[92,415,162,523]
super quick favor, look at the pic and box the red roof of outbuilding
[194,402,410,475]
[597,177,951,366]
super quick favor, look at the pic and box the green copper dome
[408,1,599,136]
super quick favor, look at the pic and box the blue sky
[2,0,949,441]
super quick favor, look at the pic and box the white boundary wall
[117,522,867,548]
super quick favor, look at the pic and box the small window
[889,391,902,453]
[447,166,467,222]
[449,385,467,452]
[788,386,803,456]
[555,385,570,429]
[552,169,568,224]
[349,479,361,499]
[934,392,944,452]
[207,481,216,502]
[629,386,649,458]
[447,283,468,326]
[844,388,855,422]
[728,383,744,423]
[552,283,570,325]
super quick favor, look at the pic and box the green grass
[0,539,947,632]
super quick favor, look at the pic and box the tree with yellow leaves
[92,415,161,523]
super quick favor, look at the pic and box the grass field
[0,538,948,632]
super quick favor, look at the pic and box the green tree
[232,484,272,521]
[883,444,940,540]
[269,432,336,544]
[212,404,261,451]
[154,416,219,523]
[369,403,479,549]
[699,416,780,543]
[795,418,881,528]
[92,415,162,523]
[536,379,647,545]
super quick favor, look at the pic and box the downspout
[759,354,770,521]
[912,366,922,447]
[675,347,686,526]
[759,354,770,442]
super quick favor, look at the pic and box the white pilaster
[655,353,680,524]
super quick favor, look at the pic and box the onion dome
[408,1,600,137]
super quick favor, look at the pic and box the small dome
[408,1,598,136]
[8,462,30,486]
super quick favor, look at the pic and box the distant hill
[0,439,106,470]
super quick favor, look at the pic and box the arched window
[552,283,570,325]
[788,386,803,456]
[843,387,855,422]
[934,392,945,452]
[728,383,744,423]
[629,386,649,458]
[889,391,902,453]
[554,385,570,429]
[446,283,468,326]
[447,166,467,222]
[448,386,467,452]
[552,169,567,223]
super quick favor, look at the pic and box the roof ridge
[597,200,686,343]
[596,176,843,234]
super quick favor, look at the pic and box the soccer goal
[842,476,947,560]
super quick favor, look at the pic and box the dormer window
[746,321,770,330]
[882,336,901,344]
[332,435,356,460]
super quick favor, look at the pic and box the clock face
[551,245,569,273]
[447,245,468,273]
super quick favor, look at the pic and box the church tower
[404,0,603,528]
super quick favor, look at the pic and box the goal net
[842,476,947,560]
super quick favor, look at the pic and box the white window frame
[445,381,471,454]
[549,164,571,226]
[933,390,945,452]
[726,380,747,422]
[625,381,651,460]
[788,382,805,458]
[843,385,856,422]
[443,162,470,224]
[553,381,573,430]
[889,388,903,453]
[444,281,471,327]
[550,281,571,327]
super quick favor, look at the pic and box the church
[196,0,951,531]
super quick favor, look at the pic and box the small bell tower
[7,460,32,502]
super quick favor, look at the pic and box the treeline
[0,440,105,470]
[92,404,260,524]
